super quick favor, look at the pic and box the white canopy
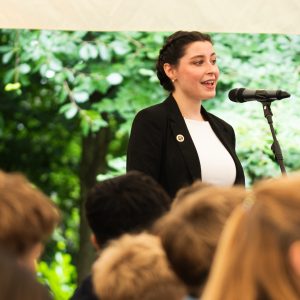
[0,0,299,34]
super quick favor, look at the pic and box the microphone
[228,88,290,103]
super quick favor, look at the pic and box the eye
[211,58,217,65]
[193,60,204,66]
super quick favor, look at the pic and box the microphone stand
[262,102,286,175]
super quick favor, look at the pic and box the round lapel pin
[176,134,184,142]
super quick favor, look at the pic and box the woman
[202,173,300,300]
[127,31,245,198]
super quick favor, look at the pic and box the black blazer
[127,95,245,198]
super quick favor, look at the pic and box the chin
[202,91,216,100]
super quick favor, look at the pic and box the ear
[90,234,101,251]
[163,63,177,81]
[289,240,300,276]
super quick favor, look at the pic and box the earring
[172,78,176,83]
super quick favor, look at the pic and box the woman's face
[169,41,219,101]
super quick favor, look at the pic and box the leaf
[80,118,90,136]
[58,103,78,120]
[49,58,63,72]
[18,63,31,74]
[4,82,21,91]
[2,51,14,64]
[138,68,155,76]
[95,79,110,94]
[45,69,55,79]
[106,72,123,85]
[79,44,98,61]
[79,110,108,133]
[73,91,89,103]
[98,43,111,61]
[111,40,130,56]
[0,45,13,53]
[65,106,78,119]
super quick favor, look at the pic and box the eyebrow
[190,53,216,59]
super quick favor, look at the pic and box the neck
[172,91,204,121]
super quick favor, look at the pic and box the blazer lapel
[164,95,201,181]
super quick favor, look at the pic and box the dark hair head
[85,171,171,246]
[156,31,213,92]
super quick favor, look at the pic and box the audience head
[202,173,300,300]
[85,171,171,248]
[0,247,52,300]
[92,233,186,300]
[0,170,60,271]
[172,180,212,208]
[153,183,245,297]
[156,31,213,92]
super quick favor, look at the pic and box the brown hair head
[0,170,60,256]
[153,185,245,296]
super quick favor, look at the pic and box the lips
[201,79,215,88]
[201,79,215,85]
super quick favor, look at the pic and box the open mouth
[201,80,215,88]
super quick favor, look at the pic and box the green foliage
[38,250,77,300]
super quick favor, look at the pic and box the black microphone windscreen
[228,88,245,102]
[228,89,237,101]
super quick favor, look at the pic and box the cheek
[187,69,204,81]
[215,67,220,80]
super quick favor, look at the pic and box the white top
[184,119,236,186]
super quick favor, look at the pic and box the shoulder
[135,101,168,119]
[132,99,170,129]
[70,275,98,300]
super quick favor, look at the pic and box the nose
[206,63,218,75]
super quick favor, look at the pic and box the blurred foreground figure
[0,248,52,300]
[202,173,300,300]
[0,170,60,272]
[153,180,245,298]
[92,233,186,300]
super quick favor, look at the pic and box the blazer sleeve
[126,108,164,182]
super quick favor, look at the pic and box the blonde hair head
[203,173,300,300]
[92,233,186,300]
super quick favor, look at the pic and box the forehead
[183,41,215,58]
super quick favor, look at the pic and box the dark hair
[156,31,213,92]
[85,171,171,246]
